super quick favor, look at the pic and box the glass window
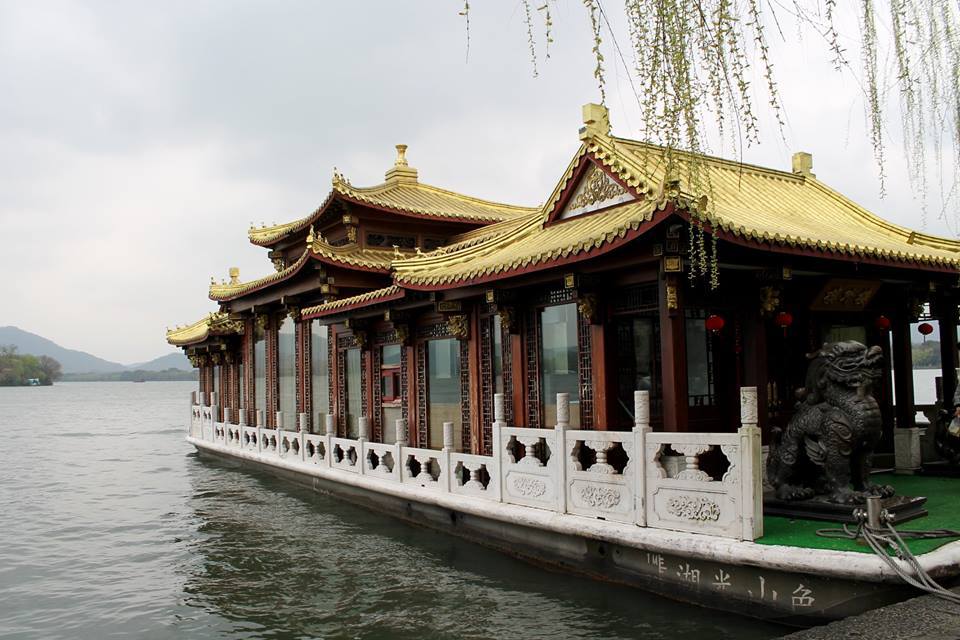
[540,303,581,427]
[823,324,868,345]
[345,348,362,438]
[493,315,504,397]
[254,324,266,422]
[685,312,714,406]
[214,366,221,405]
[278,317,296,429]
[381,344,402,443]
[428,338,461,450]
[237,356,244,418]
[311,323,329,430]
[615,316,660,422]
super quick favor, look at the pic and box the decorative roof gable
[554,162,634,222]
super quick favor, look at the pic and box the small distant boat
[133,377,146,383]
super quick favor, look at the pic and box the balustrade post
[275,411,284,456]
[239,407,247,427]
[738,386,763,540]
[324,414,336,468]
[633,390,650,526]
[358,417,370,476]
[395,418,408,481]
[256,410,264,454]
[555,393,569,514]
[492,393,505,502]
[299,413,309,461]
[210,404,219,441]
[441,421,454,492]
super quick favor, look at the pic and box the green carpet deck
[756,474,960,555]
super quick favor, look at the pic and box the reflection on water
[0,382,782,639]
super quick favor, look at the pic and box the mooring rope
[816,521,960,604]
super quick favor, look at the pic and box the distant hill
[0,326,194,374]
[0,326,125,373]
[128,352,192,371]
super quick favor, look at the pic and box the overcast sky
[1,1,954,363]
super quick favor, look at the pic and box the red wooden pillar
[936,295,959,405]
[891,311,916,429]
[243,317,256,425]
[468,309,482,453]
[590,322,609,430]
[659,273,688,431]
[265,314,279,428]
[405,342,418,446]
[741,304,769,440]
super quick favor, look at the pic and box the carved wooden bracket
[447,314,469,341]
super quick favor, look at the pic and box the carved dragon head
[806,341,883,395]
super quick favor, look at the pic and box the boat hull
[193,440,932,626]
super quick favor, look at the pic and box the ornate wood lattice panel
[301,321,312,430]
[415,342,428,447]
[266,316,278,428]
[243,318,256,425]
[525,308,541,429]
[400,346,409,421]
[479,317,494,455]
[328,332,335,429]
[501,318,514,426]
[372,345,383,442]
[577,311,594,429]
[459,338,471,452]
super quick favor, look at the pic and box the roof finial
[306,224,316,245]
[229,267,240,284]
[792,152,815,178]
[385,144,418,184]
[580,103,611,140]
[395,144,409,167]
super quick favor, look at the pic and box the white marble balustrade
[187,387,763,541]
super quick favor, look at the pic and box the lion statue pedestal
[763,341,927,524]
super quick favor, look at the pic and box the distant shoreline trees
[0,345,62,386]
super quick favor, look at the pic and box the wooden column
[590,322,610,430]
[265,315,279,428]
[468,309,482,453]
[659,273,688,431]
[405,342,418,446]
[510,331,524,427]
[891,311,916,429]
[937,296,959,405]
[741,305,769,440]
[243,317,256,425]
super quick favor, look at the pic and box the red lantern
[705,314,725,334]
[774,311,793,336]
[918,322,934,343]
[875,315,891,332]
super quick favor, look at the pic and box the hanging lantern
[774,311,794,336]
[705,314,725,334]
[918,322,934,343]
[875,315,891,332]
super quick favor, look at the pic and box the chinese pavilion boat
[168,105,960,625]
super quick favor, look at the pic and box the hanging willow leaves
[459,1,960,288]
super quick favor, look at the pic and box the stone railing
[644,388,762,540]
[188,387,762,541]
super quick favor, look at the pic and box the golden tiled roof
[394,129,960,288]
[209,249,313,301]
[248,168,537,247]
[301,285,405,319]
[606,136,960,267]
[393,200,659,287]
[166,312,242,346]
[310,237,395,272]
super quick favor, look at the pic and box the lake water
[0,382,786,639]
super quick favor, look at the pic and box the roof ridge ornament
[385,144,419,184]
[580,103,611,140]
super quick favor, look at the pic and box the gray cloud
[0,1,952,362]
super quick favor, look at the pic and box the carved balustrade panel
[363,441,400,481]
[400,446,445,490]
[330,436,361,473]
[645,429,761,540]
[564,430,638,524]
[304,433,326,464]
[499,426,559,511]
[450,452,498,500]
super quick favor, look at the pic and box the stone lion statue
[767,341,894,504]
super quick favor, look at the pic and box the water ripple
[0,382,782,639]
